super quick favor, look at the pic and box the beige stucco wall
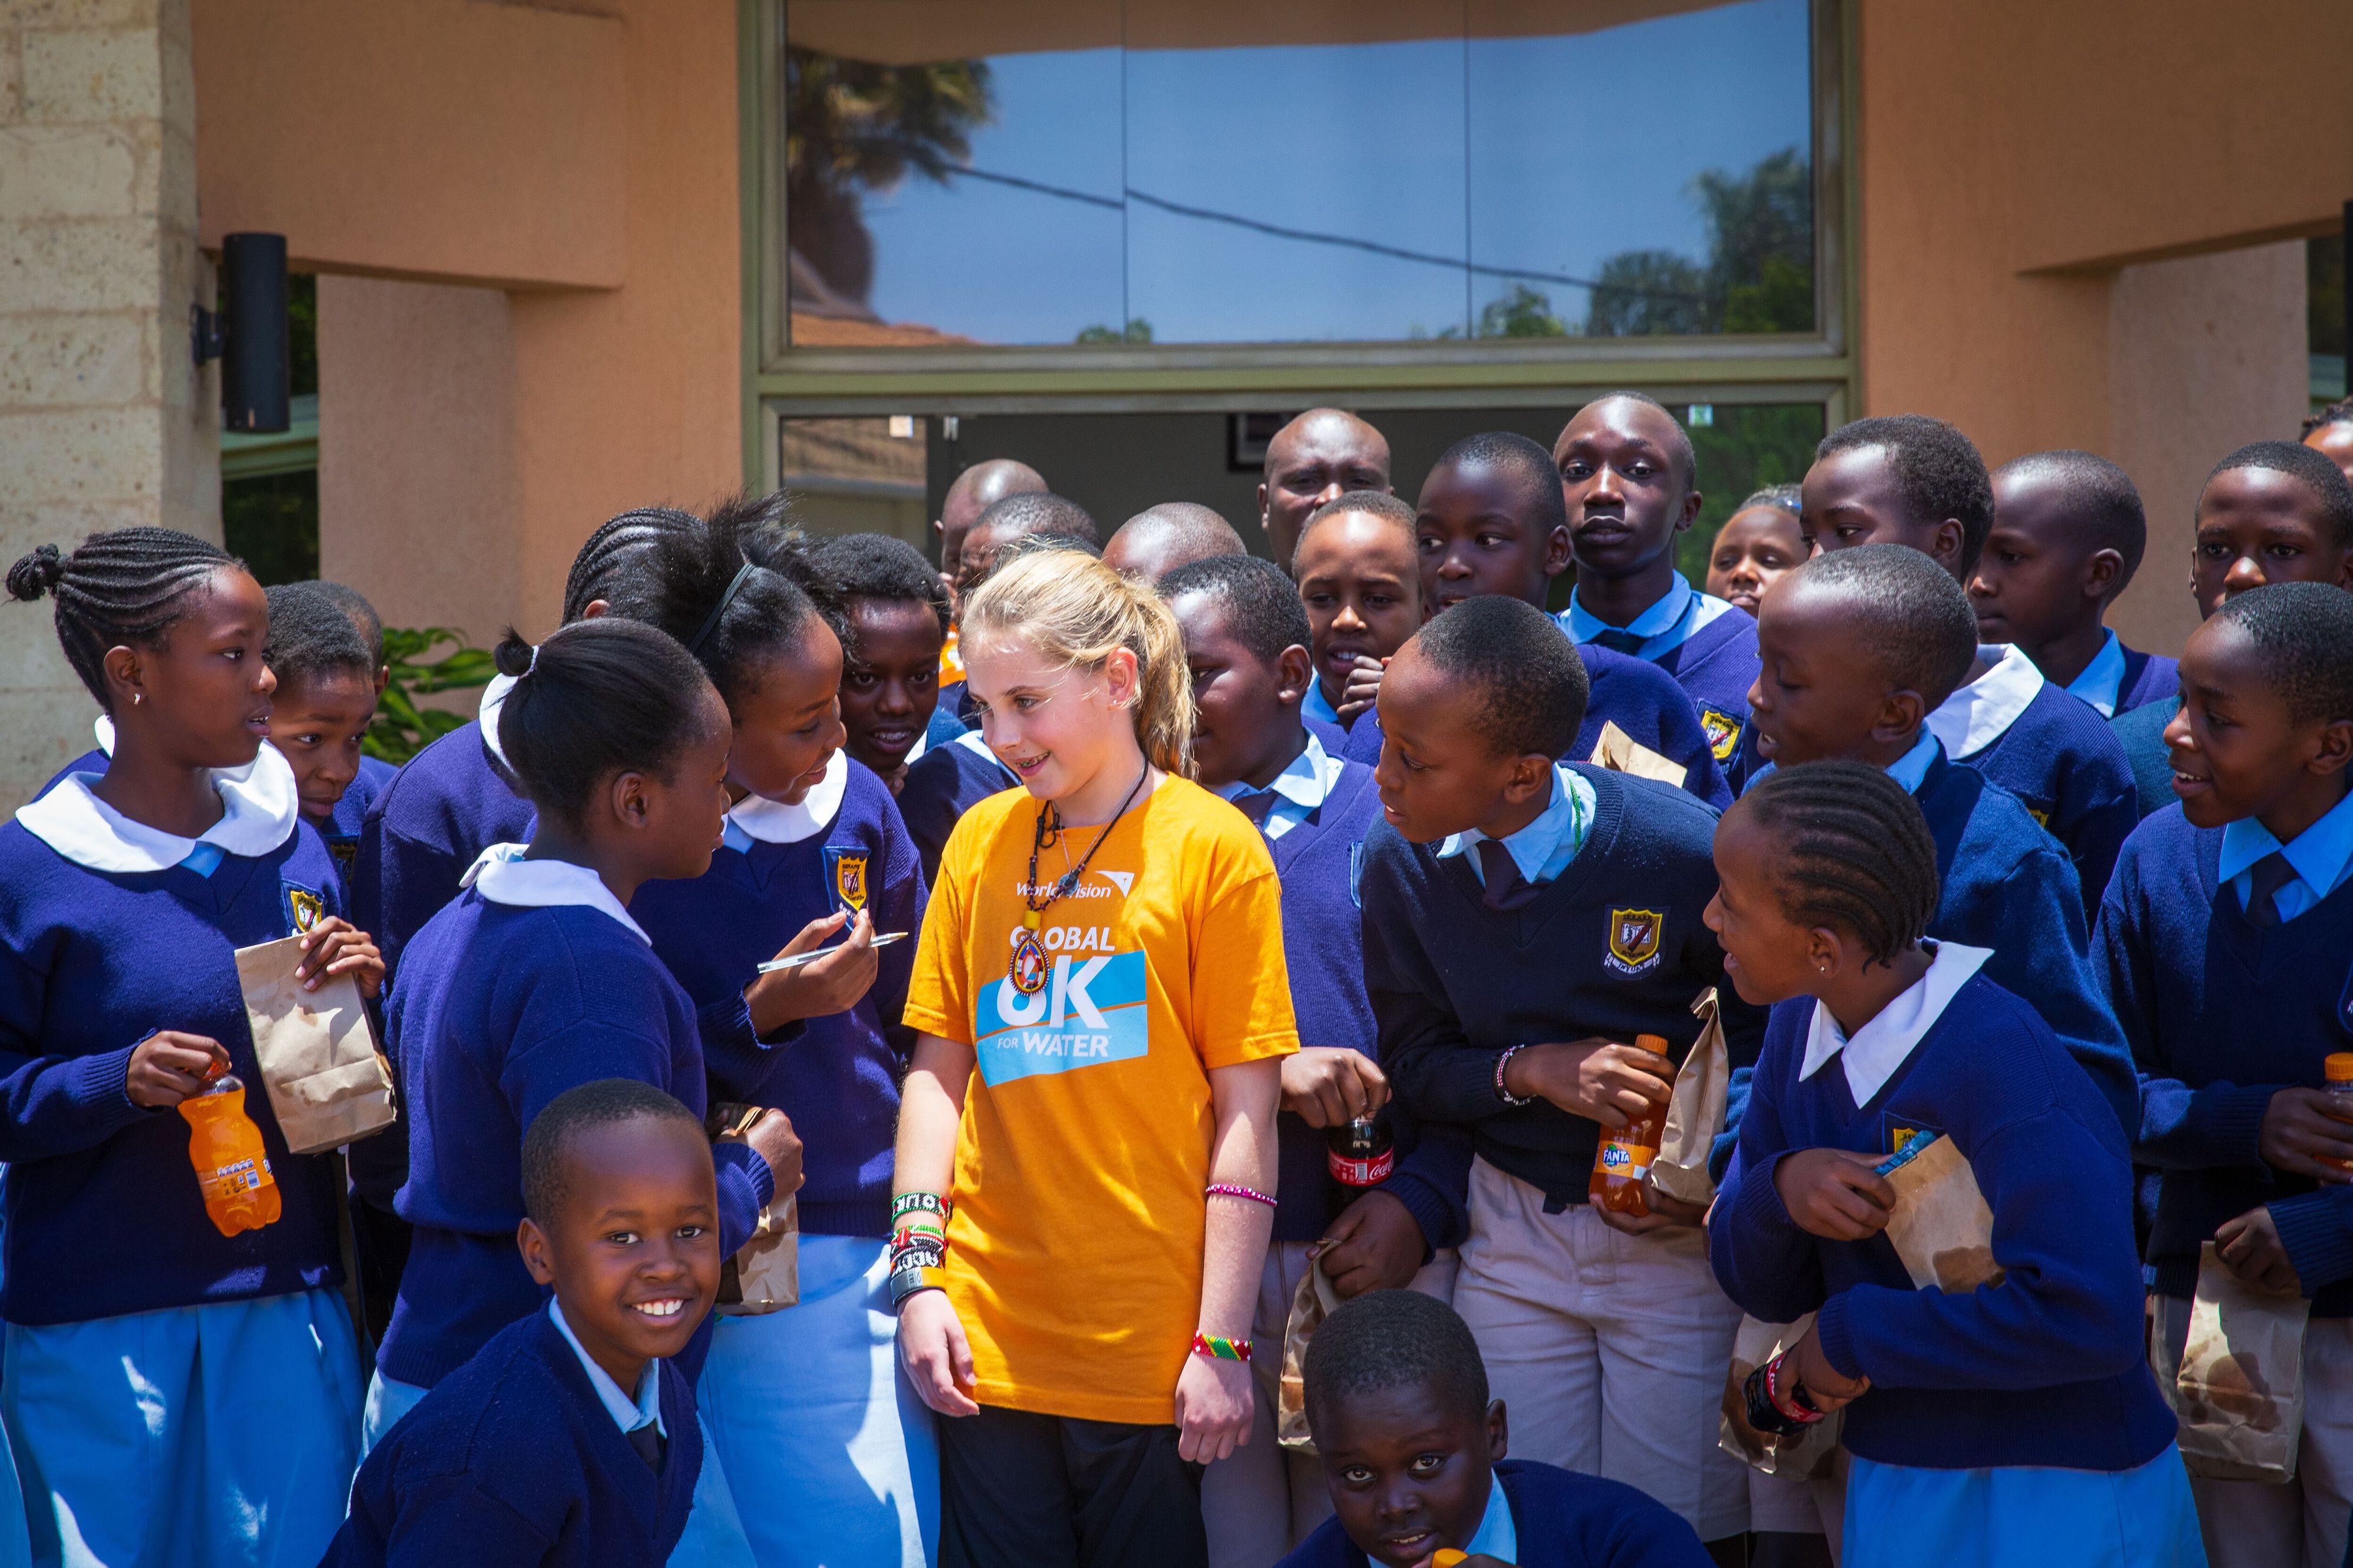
[0,0,218,808]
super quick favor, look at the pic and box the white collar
[726,749,848,845]
[955,727,1013,775]
[16,742,299,873]
[1215,731,1341,811]
[461,842,649,944]
[1925,645,2044,760]
[903,727,930,768]
[1800,941,1993,1105]
[94,712,115,754]
[479,671,520,770]
[548,1300,664,1437]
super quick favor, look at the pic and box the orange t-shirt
[901,777,1299,1424]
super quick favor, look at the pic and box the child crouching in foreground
[1705,762,2200,1566]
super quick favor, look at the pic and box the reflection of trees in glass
[1075,318,1155,344]
[1589,146,1813,337]
[1476,285,1575,339]
[786,50,993,313]
[1673,402,1825,581]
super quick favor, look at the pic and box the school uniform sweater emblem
[1698,708,1741,762]
[826,848,869,913]
[1605,907,1664,974]
[284,885,326,933]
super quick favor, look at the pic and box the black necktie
[1232,788,1279,829]
[628,1422,664,1472]
[2246,851,2299,928]
[1589,627,1650,656]
[1476,838,1541,913]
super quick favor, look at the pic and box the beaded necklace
[1010,763,1149,995]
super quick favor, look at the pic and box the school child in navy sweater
[1359,596,1763,1548]
[331,1080,720,1568]
[629,513,936,1568]
[1554,395,1763,781]
[375,619,799,1567]
[1338,435,1732,810]
[1280,1290,1708,1568]
[818,532,964,795]
[1974,450,2175,719]
[2111,441,2353,819]
[2,530,389,1568]
[1707,762,2197,1567]
[1803,415,2137,909]
[1703,486,1806,617]
[1740,545,2137,1136]
[1294,491,1422,741]
[255,582,386,875]
[1166,554,1474,1566]
[2098,583,2353,1568]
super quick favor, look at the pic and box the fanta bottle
[1589,1034,1672,1217]
[2324,1053,2353,1174]
[179,1070,280,1237]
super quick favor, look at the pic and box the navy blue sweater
[1583,607,1763,790]
[1953,682,2137,912]
[2095,806,2353,1311]
[0,820,347,1326]
[1711,974,2176,1473]
[1364,766,1765,1207]
[1276,1459,1709,1568]
[356,721,536,981]
[380,889,772,1388]
[328,1311,700,1568]
[1256,758,1470,1251]
[2112,695,2182,823]
[2114,646,2179,718]
[1343,645,1734,811]
[633,761,924,1240]
[898,733,1015,884]
[323,754,399,883]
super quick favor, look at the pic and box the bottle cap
[1636,1033,1669,1054]
[2328,1053,2353,1084]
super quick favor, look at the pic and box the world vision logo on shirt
[1604,907,1664,975]
[975,948,1150,1086]
[284,885,326,934]
[1699,708,1741,763]
[826,847,869,913]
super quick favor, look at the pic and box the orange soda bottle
[2324,1054,2353,1174]
[1590,1034,1672,1217]
[179,1067,280,1237]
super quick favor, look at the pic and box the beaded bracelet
[1191,1332,1252,1363]
[1205,1182,1276,1209]
[891,1192,951,1224]
[1494,1044,1535,1107]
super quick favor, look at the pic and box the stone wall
[0,0,217,808]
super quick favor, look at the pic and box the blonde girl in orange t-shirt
[892,547,1297,1568]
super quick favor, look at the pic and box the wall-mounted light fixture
[192,232,291,434]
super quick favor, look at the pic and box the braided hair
[6,528,242,710]
[561,505,704,625]
[641,492,842,712]
[489,619,720,833]
[1738,760,1940,968]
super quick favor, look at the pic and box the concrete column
[0,0,217,808]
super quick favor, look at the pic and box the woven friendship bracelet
[890,1192,951,1224]
[1191,1332,1251,1363]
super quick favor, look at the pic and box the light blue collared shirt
[549,1299,666,1439]
[2063,629,2128,719]
[1214,731,1343,842]
[1437,762,1594,889]
[1560,571,1735,660]
[1302,678,1343,729]
[1459,1471,1518,1563]
[1744,730,1939,800]
[2217,785,2353,923]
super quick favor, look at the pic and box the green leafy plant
[364,627,498,765]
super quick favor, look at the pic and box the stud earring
[132,693,142,705]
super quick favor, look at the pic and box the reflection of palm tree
[1586,146,1813,337]
[787,50,994,314]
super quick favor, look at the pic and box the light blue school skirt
[696,1235,940,1568]
[2,1288,360,1568]
[1846,1443,2208,1568]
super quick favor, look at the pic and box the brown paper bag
[1652,988,1728,1207]
[1881,1133,2004,1293]
[1276,1250,1344,1451]
[234,935,395,1156]
[1719,1314,1842,1477]
[2172,1241,2309,1482]
[708,1103,800,1314]
[1588,719,1689,790]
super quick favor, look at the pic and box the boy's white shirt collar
[16,741,299,873]
[1925,645,2044,760]
[1214,730,1340,809]
[1801,941,1993,1105]
[954,727,1015,778]
[547,1300,665,1438]
[479,671,520,770]
[726,749,848,846]
[461,841,649,944]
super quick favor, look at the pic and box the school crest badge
[2026,805,2052,829]
[284,885,326,933]
[1699,708,1741,763]
[826,848,870,914]
[1605,907,1664,974]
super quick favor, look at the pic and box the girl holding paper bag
[0,531,386,1568]
[1704,761,2200,1567]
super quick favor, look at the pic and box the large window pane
[783,1,1819,347]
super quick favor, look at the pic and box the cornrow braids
[1739,760,1940,969]
[6,528,241,710]
[561,505,703,624]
